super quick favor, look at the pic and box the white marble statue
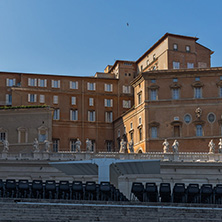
[208,139,215,154]
[33,138,40,152]
[44,140,51,152]
[172,140,179,153]
[86,138,92,152]
[195,107,202,119]
[162,139,169,153]
[3,139,9,152]
[219,139,222,153]
[75,138,81,152]
[119,139,127,153]
[128,139,134,153]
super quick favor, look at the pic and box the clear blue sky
[0,0,221,76]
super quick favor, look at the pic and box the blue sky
[0,0,221,76]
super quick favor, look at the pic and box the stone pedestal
[1,151,8,159]
[33,152,42,160]
[163,153,171,161]
[208,153,215,162]
[173,154,179,161]
[42,152,50,160]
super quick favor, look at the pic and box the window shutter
[111,84,113,92]
[34,94,37,102]
[76,81,78,89]
[94,83,96,90]
[104,99,107,107]
[58,80,60,88]
[111,99,113,107]
[51,80,54,88]
[13,79,16,86]
[76,110,78,120]
[28,78,31,86]
[93,111,95,121]
[58,109,60,119]
[110,112,113,122]
[70,110,72,120]
[6,78,9,86]
[6,94,9,103]
[87,82,90,90]
[88,111,90,121]
[129,86,131,93]
[38,79,41,86]
[122,86,125,93]
[44,79,47,87]
[105,84,107,91]
[70,81,72,89]
[28,94,30,102]
[129,100,131,108]
[105,112,107,122]
[34,79,37,86]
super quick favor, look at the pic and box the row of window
[173,61,194,69]
[173,43,191,53]
[52,139,113,152]
[53,109,113,123]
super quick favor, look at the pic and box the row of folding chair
[131,182,222,204]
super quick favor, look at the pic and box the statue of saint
[119,139,127,153]
[195,107,202,119]
[44,140,51,152]
[3,140,9,153]
[162,139,169,153]
[128,139,134,153]
[33,138,40,152]
[86,138,92,152]
[208,139,215,154]
[219,139,222,153]
[75,138,81,152]
[172,140,179,153]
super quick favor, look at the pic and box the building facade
[0,33,219,153]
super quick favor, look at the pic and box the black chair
[144,183,158,202]
[0,179,4,197]
[85,181,97,200]
[45,180,57,199]
[214,184,222,204]
[18,180,30,198]
[200,184,213,204]
[5,179,17,198]
[72,181,83,200]
[131,182,144,202]
[173,183,186,203]
[159,183,171,202]
[32,180,43,198]
[186,184,200,203]
[99,182,111,201]
[58,181,70,199]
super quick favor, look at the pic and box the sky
[0,0,221,77]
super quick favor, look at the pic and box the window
[88,111,95,122]
[39,95,45,103]
[51,80,60,88]
[130,132,134,140]
[87,82,96,91]
[138,93,142,104]
[151,127,157,138]
[117,129,120,138]
[70,110,78,121]
[52,139,59,152]
[196,125,203,136]
[139,128,142,141]
[172,88,180,100]
[151,79,156,83]
[150,89,157,101]
[6,78,16,87]
[70,139,78,151]
[6,94,12,105]
[138,117,142,125]
[173,43,178,51]
[173,78,178,82]
[187,63,194,69]
[18,128,27,143]
[91,140,96,152]
[173,61,180,69]
[104,99,113,107]
[106,141,112,152]
[184,114,191,124]
[105,83,113,92]
[195,77,200,81]
[70,81,78,89]
[130,122,133,130]
[194,87,202,99]
[153,54,156,60]
[71,97,76,105]
[123,100,131,108]
[53,95,58,104]
[28,94,37,103]
[38,79,47,87]
[186,45,190,52]
[174,126,180,137]
[122,85,131,94]
[208,113,216,123]
[28,78,37,87]
[0,131,6,141]
[219,87,222,97]
[38,126,48,143]
[53,109,60,120]
[147,60,149,65]
[105,111,113,122]
[89,98,94,106]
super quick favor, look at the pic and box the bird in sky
[127,23,129,26]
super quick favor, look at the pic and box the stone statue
[219,139,222,153]
[172,140,179,153]
[128,139,134,153]
[119,139,127,153]
[195,107,202,119]
[208,139,215,154]
[86,138,92,152]
[2,140,9,153]
[33,138,40,152]
[162,139,169,153]
[44,140,51,152]
[75,138,81,152]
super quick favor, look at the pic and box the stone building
[0,33,219,153]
